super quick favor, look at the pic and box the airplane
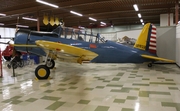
[11,23,175,80]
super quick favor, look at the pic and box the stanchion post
[12,65,15,77]
[0,48,3,78]
[11,61,16,77]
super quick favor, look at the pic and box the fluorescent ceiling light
[100,22,106,25]
[16,25,29,28]
[70,11,83,16]
[36,0,59,8]
[142,23,144,25]
[89,17,97,21]
[138,13,141,18]
[22,17,37,21]
[0,13,6,16]
[140,19,143,23]
[0,23,4,25]
[133,4,139,11]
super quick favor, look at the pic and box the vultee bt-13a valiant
[11,23,175,79]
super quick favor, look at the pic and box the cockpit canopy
[52,26,106,43]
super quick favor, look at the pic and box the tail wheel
[148,63,152,67]
[46,59,55,69]
[35,65,50,80]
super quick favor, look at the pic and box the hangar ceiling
[0,0,179,30]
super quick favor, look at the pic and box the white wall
[176,24,180,66]
[88,25,144,33]
[117,29,141,39]
[0,27,16,37]
[156,26,176,60]
[100,29,142,41]
[101,32,117,41]
[160,13,174,26]
[0,27,16,51]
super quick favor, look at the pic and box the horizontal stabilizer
[141,54,175,63]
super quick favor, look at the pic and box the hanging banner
[55,17,60,26]
[50,16,55,26]
[43,14,49,25]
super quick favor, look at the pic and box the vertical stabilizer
[134,23,157,55]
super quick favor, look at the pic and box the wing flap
[141,54,175,63]
[36,40,98,63]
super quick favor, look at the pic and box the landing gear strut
[46,59,55,69]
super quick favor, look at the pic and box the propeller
[0,41,10,44]
[0,36,14,45]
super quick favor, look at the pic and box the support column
[168,8,170,26]
[37,12,40,31]
[175,0,179,24]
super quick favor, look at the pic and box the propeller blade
[0,37,14,41]
[0,42,9,44]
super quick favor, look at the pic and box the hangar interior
[0,0,180,111]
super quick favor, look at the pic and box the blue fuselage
[14,29,155,63]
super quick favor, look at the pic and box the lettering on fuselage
[135,44,146,49]
[70,43,82,45]
[102,46,115,49]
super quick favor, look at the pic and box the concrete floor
[0,61,180,111]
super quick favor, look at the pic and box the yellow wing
[35,40,98,64]
[141,54,175,63]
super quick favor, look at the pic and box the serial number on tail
[135,44,146,50]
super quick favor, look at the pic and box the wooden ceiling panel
[0,0,178,30]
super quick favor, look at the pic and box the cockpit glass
[52,26,106,43]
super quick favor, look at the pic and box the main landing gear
[46,59,55,69]
[35,59,55,80]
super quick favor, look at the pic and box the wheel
[148,63,152,67]
[18,59,24,67]
[46,59,55,69]
[35,65,50,80]
[7,64,11,69]
[4,56,11,61]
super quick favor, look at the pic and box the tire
[148,63,152,67]
[4,56,11,61]
[7,64,11,69]
[35,65,50,80]
[46,59,55,69]
[18,59,24,67]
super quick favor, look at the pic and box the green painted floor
[0,62,180,111]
